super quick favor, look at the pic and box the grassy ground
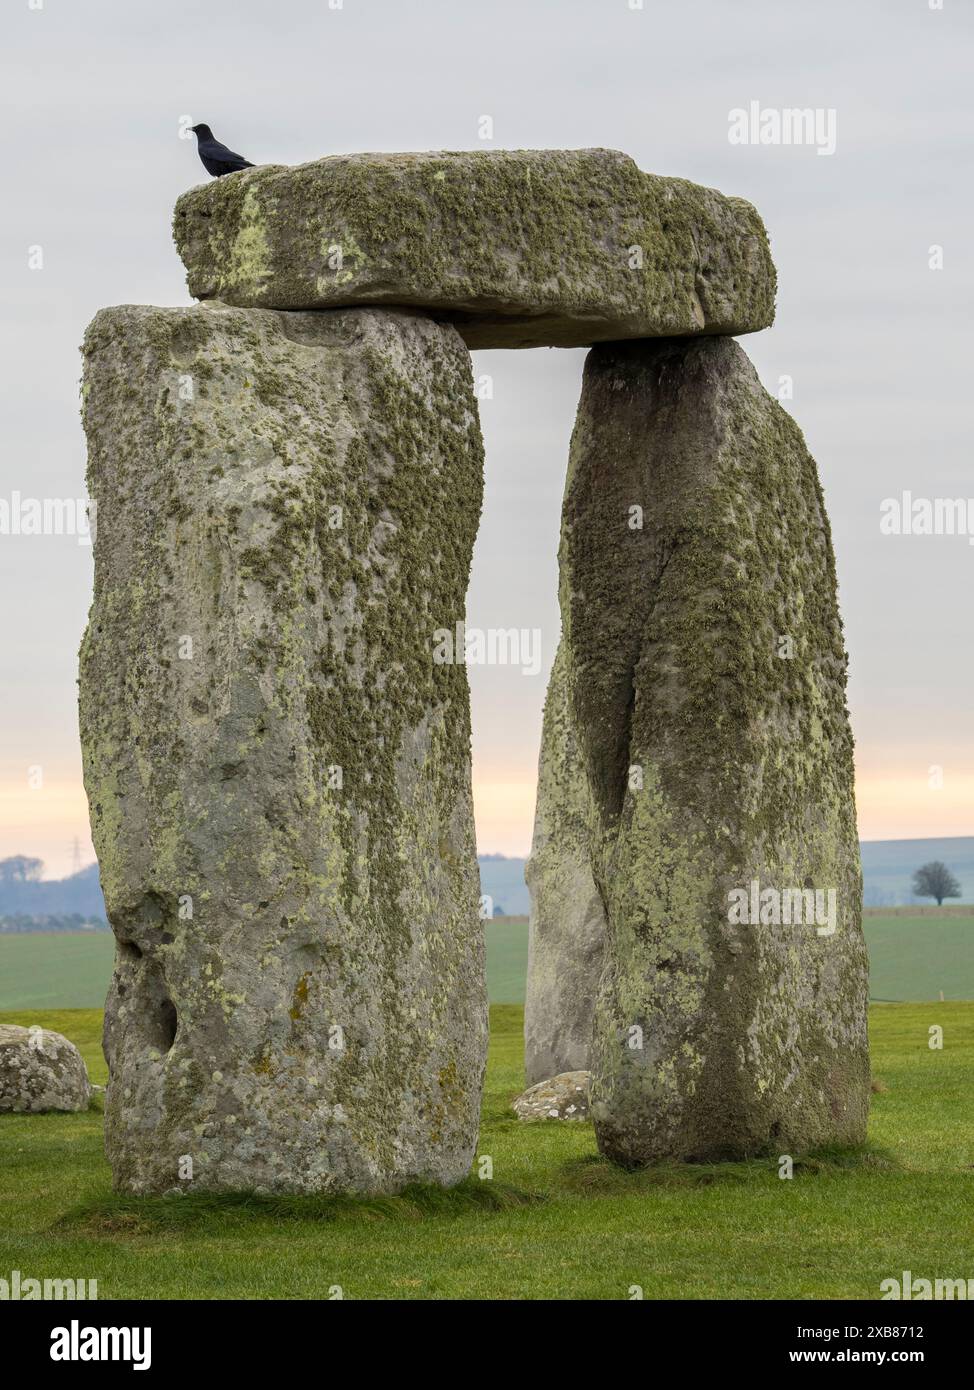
[4,911,970,1010]
[1,1002,972,1299]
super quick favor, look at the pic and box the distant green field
[1,912,971,1013]
[484,914,974,1006]
[480,917,972,1006]
[485,916,529,1004]
[0,933,115,1010]
[864,915,974,1001]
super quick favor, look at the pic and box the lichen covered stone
[0,1025,91,1112]
[512,1071,591,1122]
[172,149,776,349]
[79,303,488,1194]
[555,336,869,1164]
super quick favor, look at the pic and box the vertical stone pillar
[532,335,869,1161]
[80,303,488,1194]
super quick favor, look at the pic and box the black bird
[190,124,254,178]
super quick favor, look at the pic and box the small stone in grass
[513,1071,591,1122]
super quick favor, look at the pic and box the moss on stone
[79,302,488,1196]
[538,335,868,1166]
[172,149,775,348]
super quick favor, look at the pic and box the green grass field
[1,1002,972,1299]
[3,911,971,1011]
[0,934,116,1010]
[486,916,529,1003]
[862,915,974,1001]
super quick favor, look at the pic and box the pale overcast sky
[1,0,971,875]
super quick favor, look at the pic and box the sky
[0,0,971,876]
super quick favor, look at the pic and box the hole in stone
[117,946,179,1054]
[158,998,178,1052]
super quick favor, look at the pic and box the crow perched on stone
[189,124,254,178]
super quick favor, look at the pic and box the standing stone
[524,642,606,1084]
[172,149,776,349]
[80,303,487,1194]
[551,336,869,1164]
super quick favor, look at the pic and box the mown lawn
[0,1003,972,1299]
